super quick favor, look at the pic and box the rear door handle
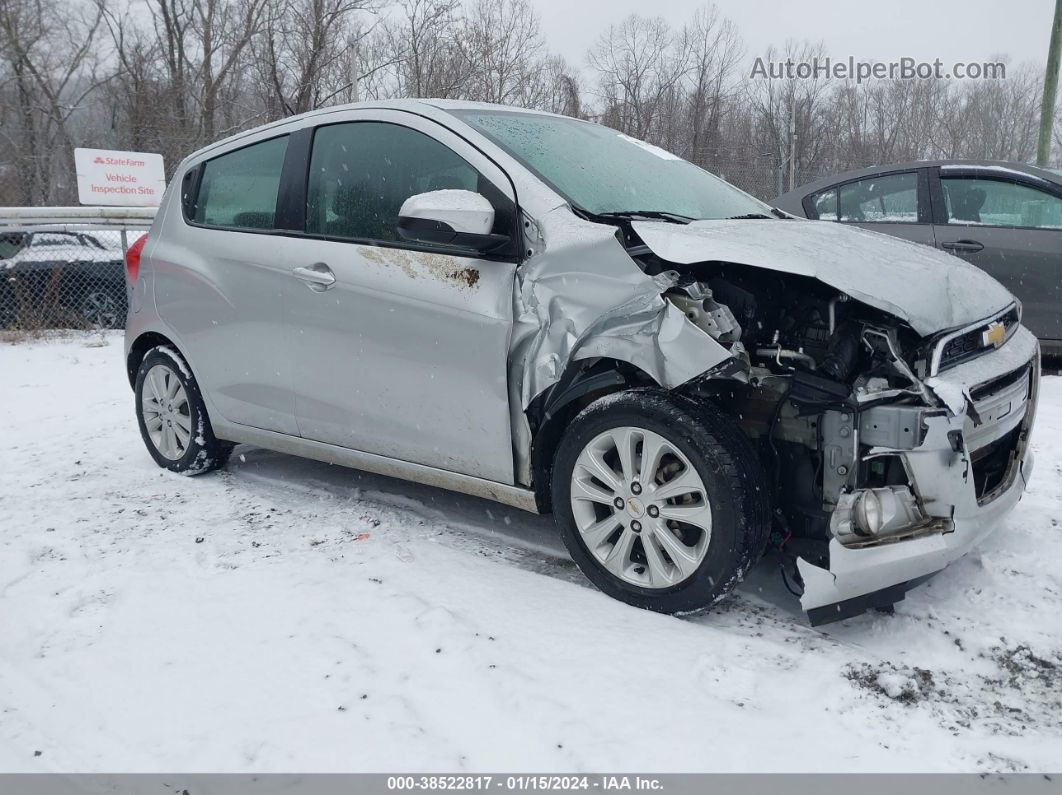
[940,239,984,253]
[292,263,336,290]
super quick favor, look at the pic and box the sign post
[74,148,166,207]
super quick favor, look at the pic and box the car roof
[185,99,566,165]
[773,159,1062,213]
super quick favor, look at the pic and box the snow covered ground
[1,332,1060,773]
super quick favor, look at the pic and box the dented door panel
[288,238,518,483]
[285,107,523,484]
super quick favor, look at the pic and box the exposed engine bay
[615,231,1033,602]
[512,201,1036,624]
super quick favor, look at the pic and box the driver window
[941,177,1062,229]
[306,122,482,242]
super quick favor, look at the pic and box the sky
[533,0,1055,76]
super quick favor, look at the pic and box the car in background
[0,230,128,329]
[773,161,1062,355]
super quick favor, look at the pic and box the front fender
[510,207,733,412]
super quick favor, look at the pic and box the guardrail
[0,205,157,232]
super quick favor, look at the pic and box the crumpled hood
[632,218,1014,337]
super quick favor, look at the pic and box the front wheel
[551,390,770,615]
[134,347,232,475]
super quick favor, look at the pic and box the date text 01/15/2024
[386,776,664,791]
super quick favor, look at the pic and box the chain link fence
[696,149,788,202]
[0,207,154,335]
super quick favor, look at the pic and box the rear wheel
[134,347,232,474]
[551,390,770,615]
[80,285,124,329]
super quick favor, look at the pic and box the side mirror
[397,190,510,253]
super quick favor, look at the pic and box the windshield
[452,110,771,221]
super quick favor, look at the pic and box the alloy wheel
[570,426,712,589]
[141,363,192,460]
[81,290,120,329]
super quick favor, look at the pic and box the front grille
[966,362,1033,504]
[971,426,1022,501]
[969,363,1032,403]
[938,306,1020,372]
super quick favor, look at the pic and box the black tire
[551,389,771,615]
[134,346,233,475]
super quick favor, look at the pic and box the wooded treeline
[1,0,1058,204]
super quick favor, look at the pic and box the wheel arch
[527,357,656,511]
[127,331,178,388]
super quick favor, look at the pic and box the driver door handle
[292,263,336,290]
[940,239,984,253]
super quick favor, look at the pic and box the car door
[284,110,521,484]
[153,133,301,435]
[929,169,1062,344]
[805,169,937,246]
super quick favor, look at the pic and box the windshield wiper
[594,210,695,224]
[722,208,790,219]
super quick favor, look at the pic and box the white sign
[74,148,166,207]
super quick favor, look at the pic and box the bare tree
[0,0,107,203]
[933,61,1042,161]
[744,41,832,189]
[589,15,692,140]
[827,77,943,168]
[537,55,584,117]
[255,0,380,117]
[192,0,272,138]
[681,5,741,168]
[3,0,1061,208]
[384,0,471,98]
[462,0,543,105]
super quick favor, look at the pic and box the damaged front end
[795,325,1039,624]
[513,210,1039,625]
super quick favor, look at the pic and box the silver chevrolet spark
[125,99,1039,624]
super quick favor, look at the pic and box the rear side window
[306,122,481,242]
[808,188,839,220]
[193,136,289,230]
[838,172,919,222]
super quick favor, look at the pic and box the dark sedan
[774,161,1062,355]
[0,230,128,329]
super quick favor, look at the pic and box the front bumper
[798,327,1040,625]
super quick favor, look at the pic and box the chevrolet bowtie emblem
[982,321,1006,348]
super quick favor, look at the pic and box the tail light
[125,233,148,285]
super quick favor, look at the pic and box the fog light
[853,489,883,536]
[832,485,929,546]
